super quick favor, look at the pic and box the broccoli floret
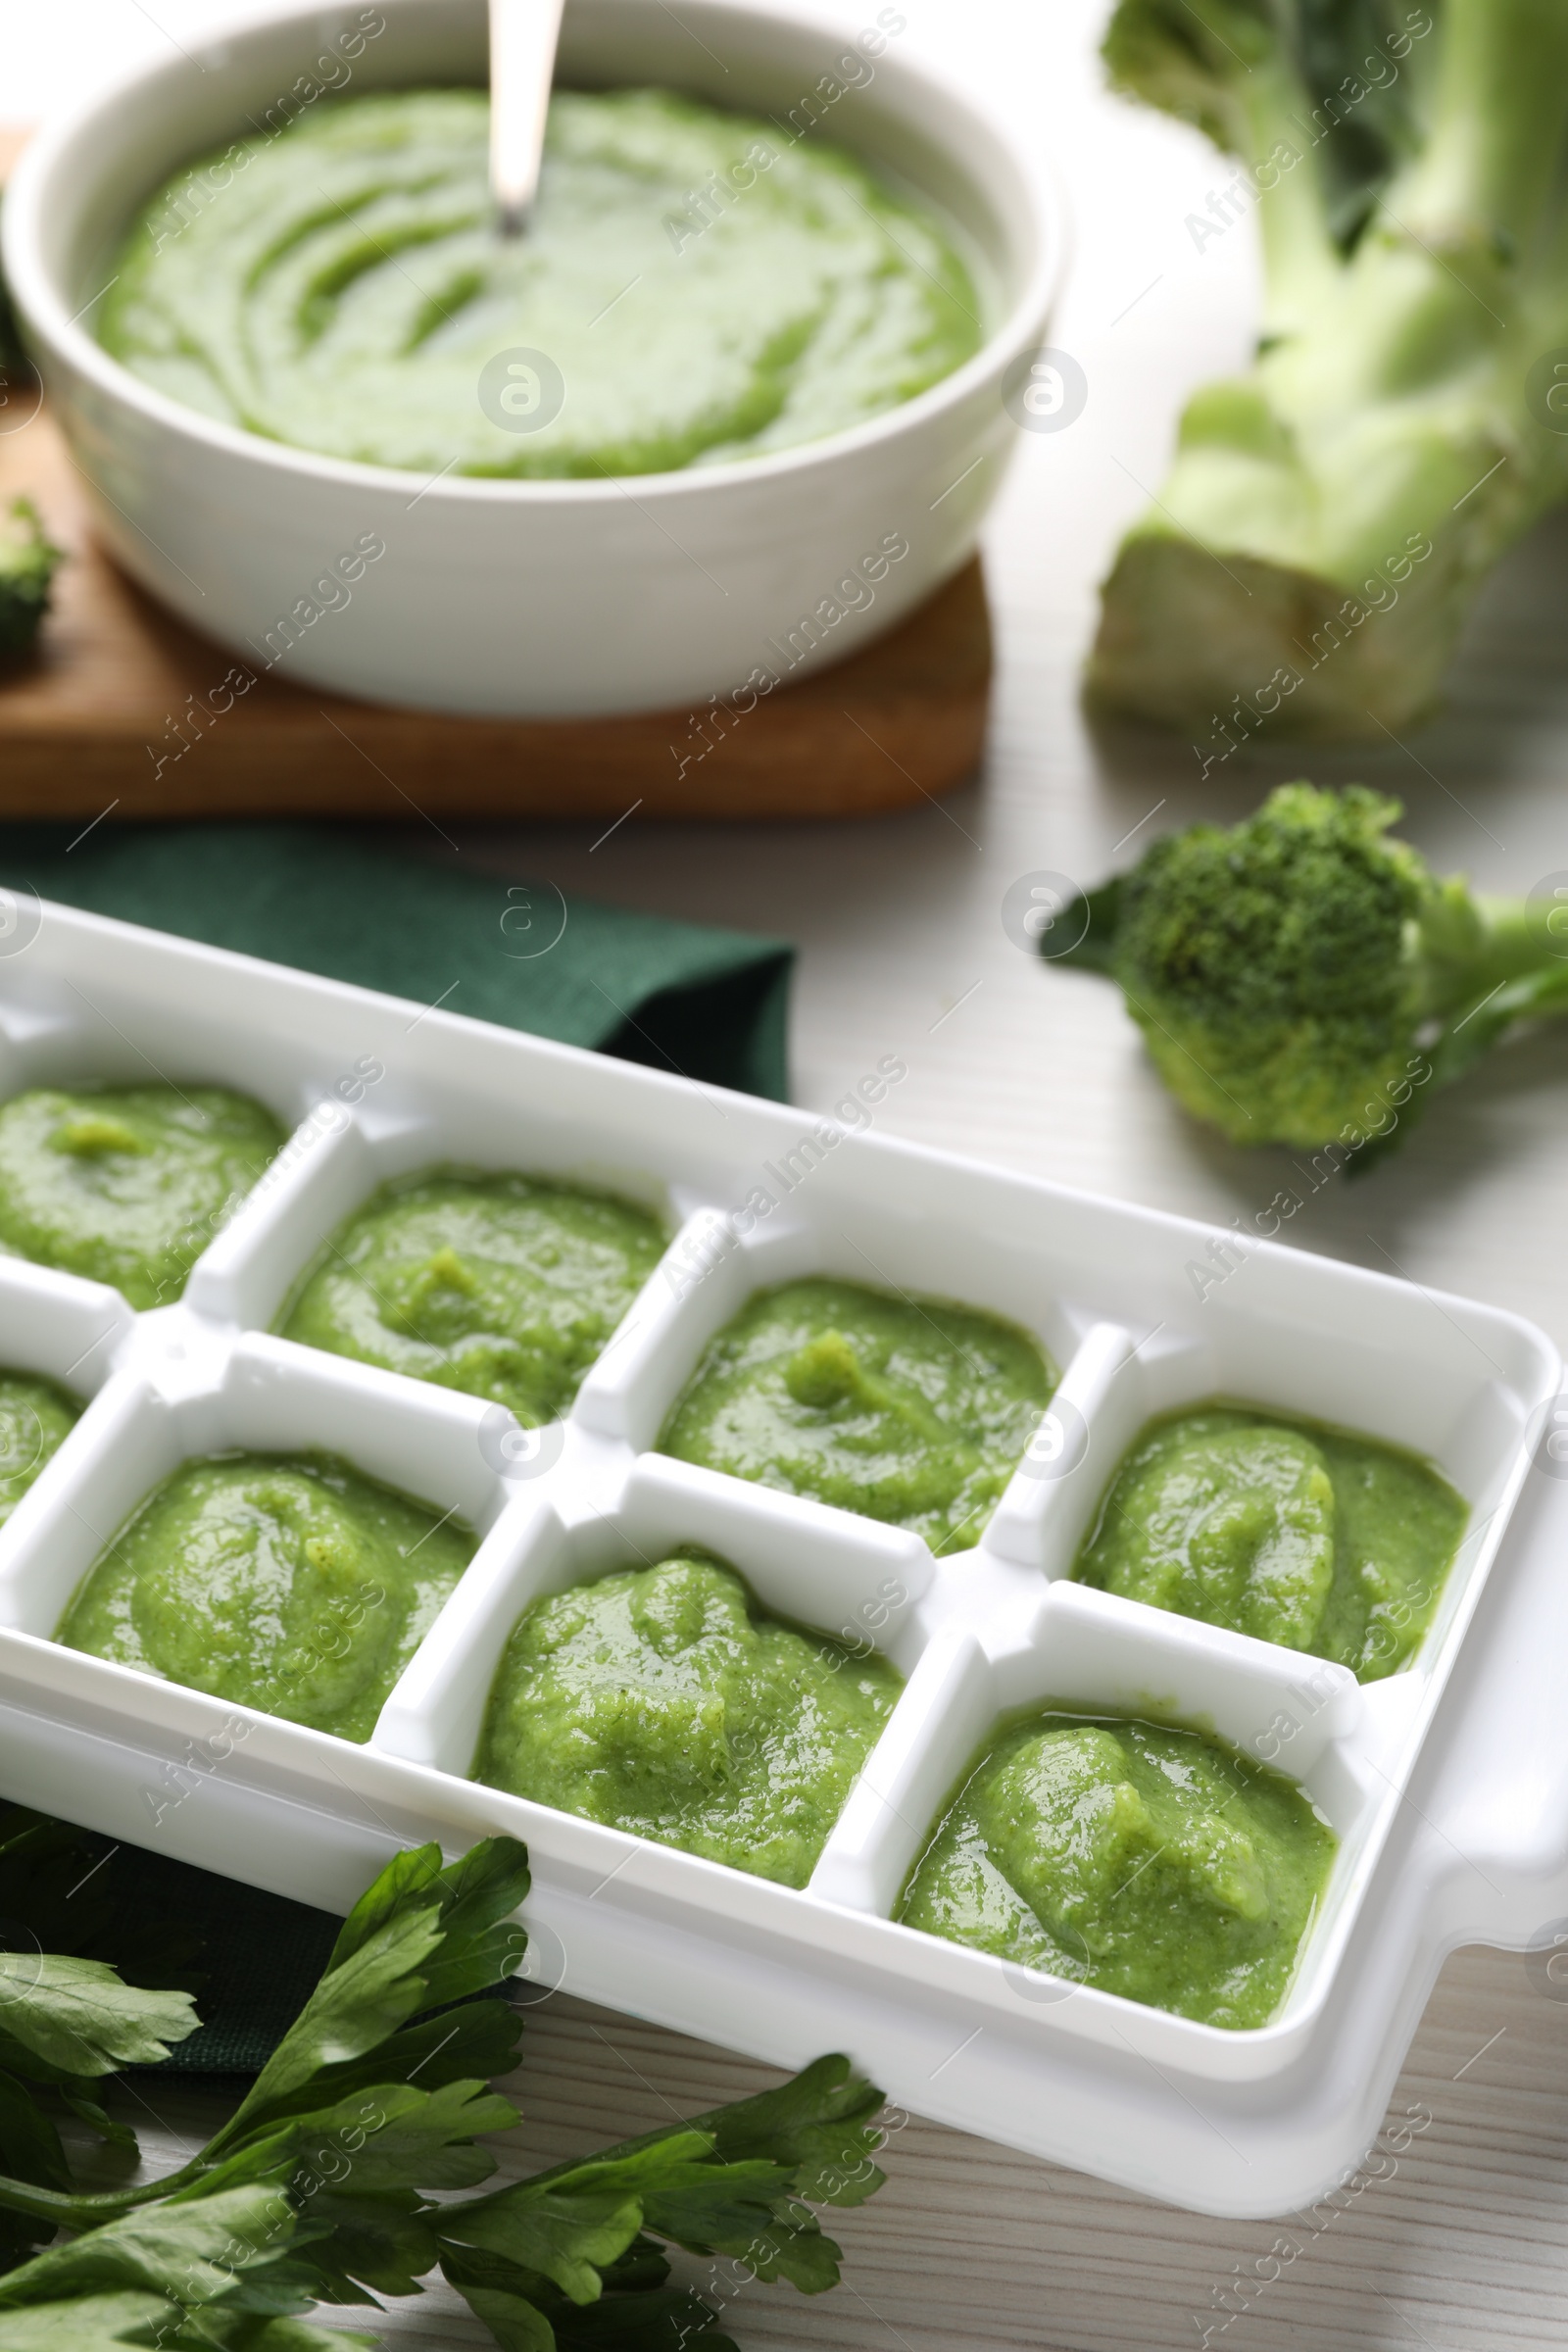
[0,499,60,661]
[1087,0,1568,738]
[1056,783,1568,1154]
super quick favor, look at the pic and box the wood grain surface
[0,402,991,821]
[121,1954,1568,2352]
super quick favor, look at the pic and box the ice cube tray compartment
[186,1083,679,1336]
[0,1256,137,1581]
[0,896,1558,2216]
[0,969,339,1132]
[568,1188,1084,1455]
[376,1446,935,1777]
[0,1331,522,1639]
[983,1274,1537,1602]
[808,1585,1373,2082]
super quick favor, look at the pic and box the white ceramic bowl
[2,0,1062,718]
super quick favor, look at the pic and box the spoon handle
[489,0,567,236]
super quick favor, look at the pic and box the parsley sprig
[0,1821,887,2348]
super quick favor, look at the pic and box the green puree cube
[57,1452,474,1743]
[659,1277,1057,1554]
[279,1166,664,1425]
[0,1084,284,1310]
[1073,1402,1467,1680]
[900,1712,1336,2030]
[474,1550,903,1887]
[0,1373,78,1522]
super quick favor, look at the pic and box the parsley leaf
[0,1830,890,2349]
[0,1956,199,2079]
[0,2288,171,2348]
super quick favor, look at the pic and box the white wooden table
[14,0,1568,2339]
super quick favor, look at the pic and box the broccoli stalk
[1087,0,1568,739]
[1056,783,1568,1156]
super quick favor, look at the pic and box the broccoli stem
[1405,0,1568,240]
[1418,895,1568,1093]
[1472,899,1557,976]
[1236,61,1342,333]
[1427,894,1568,1010]
[1090,0,1568,737]
[1382,880,1568,1112]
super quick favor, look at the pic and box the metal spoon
[489,0,566,237]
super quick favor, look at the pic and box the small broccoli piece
[1055,783,1568,1155]
[0,498,60,660]
[1088,0,1568,738]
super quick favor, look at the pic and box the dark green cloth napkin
[112,1846,342,2078]
[0,822,793,1102]
[0,822,792,2069]
[2,1811,342,2078]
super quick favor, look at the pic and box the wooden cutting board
[0,133,990,824]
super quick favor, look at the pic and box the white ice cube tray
[0,895,1562,2221]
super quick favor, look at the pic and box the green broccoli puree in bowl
[1072,1404,1466,1681]
[660,1278,1055,1554]
[57,1451,474,1741]
[279,1167,664,1423]
[0,1374,79,1523]
[899,1711,1336,2029]
[474,1549,903,1886]
[0,1085,284,1310]
[99,87,983,479]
